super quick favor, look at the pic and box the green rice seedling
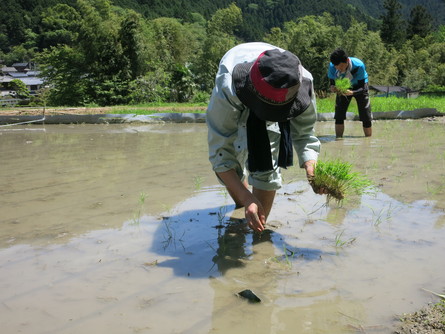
[310,159,374,203]
[193,175,204,190]
[268,244,294,269]
[132,192,147,224]
[422,288,445,299]
[334,230,356,248]
[368,203,396,228]
[335,78,351,95]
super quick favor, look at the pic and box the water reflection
[0,123,215,247]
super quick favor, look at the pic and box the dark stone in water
[237,289,261,303]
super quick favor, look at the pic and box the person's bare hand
[304,160,328,195]
[304,160,316,178]
[245,200,266,233]
[344,89,353,96]
[308,179,329,195]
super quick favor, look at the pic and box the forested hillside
[4,0,444,45]
[346,0,445,26]
[112,0,445,39]
[1,0,444,107]
[112,0,381,40]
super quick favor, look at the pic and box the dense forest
[1,0,445,106]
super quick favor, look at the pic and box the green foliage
[119,11,147,79]
[39,4,81,49]
[195,4,242,90]
[265,13,342,91]
[2,0,445,106]
[128,70,172,104]
[380,0,406,47]
[36,45,87,106]
[148,17,195,69]
[170,64,197,102]
[407,5,433,39]
[190,90,210,104]
[423,85,445,93]
[310,159,374,203]
[10,79,30,99]
[207,3,242,35]
[0,44,36,65]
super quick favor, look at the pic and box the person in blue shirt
[328,48,372,137]
[206,42,324,232]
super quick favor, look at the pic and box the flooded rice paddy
[1,120,444,333]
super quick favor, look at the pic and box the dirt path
[0,106,207,116]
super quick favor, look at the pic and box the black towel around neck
[246,111,293,172]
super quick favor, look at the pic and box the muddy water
[0,120,444,334]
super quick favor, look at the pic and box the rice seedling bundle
[335,78,351,95]
[310,159,374,203]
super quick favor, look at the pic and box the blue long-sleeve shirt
[328,57,368,94]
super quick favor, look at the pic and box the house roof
[12,62,30,67]
[0,76,13,83]
[0,76,43,85]
[26,70,41,76]
[20,77,44,85]
[10,72,28,78]
[1,66,17,73]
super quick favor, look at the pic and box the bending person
[206,42,322,232]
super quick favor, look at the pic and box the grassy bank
[1,96,443,116]
[317,95,445,114]
[108,95,444,115]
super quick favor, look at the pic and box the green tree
[343,20,397,86]
[0,0,27,50]
[119,11,148,79]
[36,0,137,106]
[196,3,242,91]
[265,13,342,92]
[434,25,445,42]
[128,69,171,103]
[38,4,81,49]
[1,44,36,65]
[394,35,443,90]
[74,0,136,105]
[10,79,30,99]
[407,5,433,39]
[145,17,200,101]
[380,0,406,47]
[148,17,195,71]
[36,45,87,106]
[207,2,242,36]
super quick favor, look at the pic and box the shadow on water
[150,203,330,279]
